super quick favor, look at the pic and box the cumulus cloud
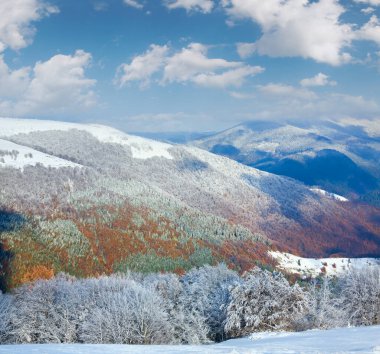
[116,44,169,88]
[236,42,256,59]
[0,50,96,116]
[357,15,380,45]
[0,56,30,97]
[116,43,264,89]
[222,0,354,66]
[164,0,214,13]
[222,0,380,65]
[300,73,337,87]
[162,43,240,83]
[0,0,58,52]
[123,0,144,9]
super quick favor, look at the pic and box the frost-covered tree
[79,275,171,344]
[181,264,240,341]
[301,278,347,330]
[7,274,82,343]
[225,267,307,337]
[341,268,380,326]
[144,272,209,344]
[0,291,12,343]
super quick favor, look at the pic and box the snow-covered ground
[0,139,81,170]
[1,326,379,353]
[310,188,349,202]
[0,117,173,160]
[270,251,380,277]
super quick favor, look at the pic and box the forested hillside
[1,118,380,290]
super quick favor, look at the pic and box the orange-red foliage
[20,265,54,284]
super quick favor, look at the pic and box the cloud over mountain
[116,43,264,89]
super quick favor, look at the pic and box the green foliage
[115,247,214,274]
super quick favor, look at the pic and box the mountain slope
[1,118,380,288]
[193,120,380,205]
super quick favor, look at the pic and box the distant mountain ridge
[1,118,380,289]
[192,120,380,205]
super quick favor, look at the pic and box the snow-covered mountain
[192,120,380,205]
[0,118,173,161]
[1,118,380,287]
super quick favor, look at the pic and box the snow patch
[310,188,349,202]
[0,326,379,353]
[0,139,81,170]
[0,117,173,160]
[270,251,380,278]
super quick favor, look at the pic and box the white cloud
[193,65,264,88]
[337,117,380,137]
[361,7,375,14]
[236,42,256,59]
[0,0,58,52]
[163,43,240,83]
[164,0,214,13]
[258,83,318,100]
[251,90,379,121]
[116,44,169,88]
[354,0,380,6]
[222,0,354,66]
[0,50,96,116]
[300,73,337,87]
[229,91,255,99]
[116,43,264,89]
[123,0,144,9]
[0,56,30,97]
[357,15,380,45]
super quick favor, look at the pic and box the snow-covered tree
[0,291,12,343]
[8,274,82,343]
[144,272,209,344]
[341,268,380,326]
[225,267,307,337]
[181,264,240,341]
[79,276,171,344]
[302,278,347,330]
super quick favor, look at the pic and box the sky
[0,0,380,133]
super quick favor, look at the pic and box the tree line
[0,264,379,345]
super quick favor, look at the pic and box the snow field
[0,118,173,160]
[0,326,379,354]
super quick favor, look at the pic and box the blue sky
[0,0,380,132]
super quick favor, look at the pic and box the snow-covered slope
[0,326,379,353]
[1,117,380,259]
[310,188,349,202]
[270,251,380,277]
[0,117,173,160]
[0,139,81,170]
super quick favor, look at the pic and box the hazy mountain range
[192,120,380,207]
